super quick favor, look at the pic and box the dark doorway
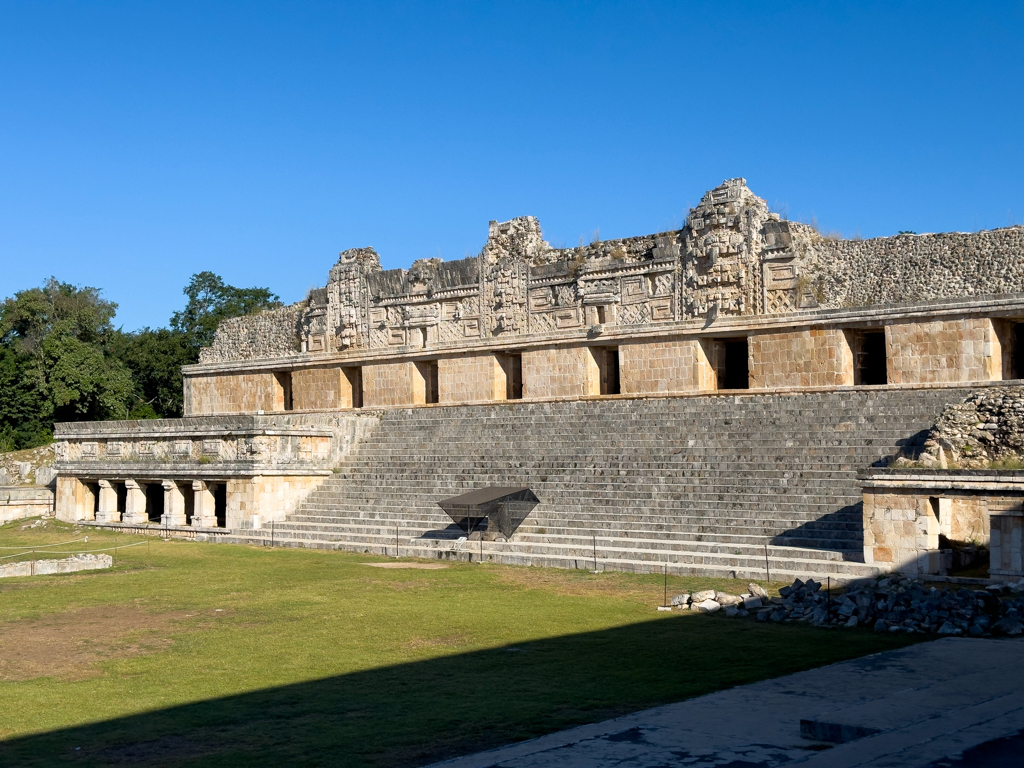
[505,353,523,400]
[183,483,194,526]
[343,367,363,408]
[274,372,293,411]
[600,347,620,395]
[855,331,887,385]
[416,361,439,404]
[115,482,127,516]
[145,483,164,523]
[214,483,227,528]
[721,339,749,390]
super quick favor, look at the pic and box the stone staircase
[226,388,968,582]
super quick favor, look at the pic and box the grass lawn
[0,518,921,767]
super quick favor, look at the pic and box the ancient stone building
[54,179,1024,581]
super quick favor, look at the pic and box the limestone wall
[199,304,303,364]
[186,372,286,415]
[886,318,1001,385]
[226,475,324,528]
[523,346,599,399]
[0,554,112,579]
[438,354,506,403]
[292,366,352,410]
[619,339,715,394]
[749,328,854,389]
[806,227,1024,310]
[1,486,55,523]
[363,362,425,407]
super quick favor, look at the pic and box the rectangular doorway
[274,372,293,411]
[713,338,749,390]
[853,331,887,385]
[343,366,363,408]
[600,347,620,395]
[505,353,523,400]
[416,361,439,404]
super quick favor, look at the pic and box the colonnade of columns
[91,478,224,528]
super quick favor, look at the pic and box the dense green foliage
[0,274,281,449]
[0,520,920,767]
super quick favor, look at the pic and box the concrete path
[430,638,1024,768]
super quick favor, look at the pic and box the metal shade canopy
[437,487,540,538]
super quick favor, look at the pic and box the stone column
[191,481,218,528]
[123,480,148,524]
[161,480,187,527]
[96,480,121,523]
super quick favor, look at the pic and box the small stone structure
[49,178,1024,579]
[0,486,55,523]
[0,553,112,578]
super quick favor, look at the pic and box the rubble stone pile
[910,387,1024,467]
[672,577,1024,637]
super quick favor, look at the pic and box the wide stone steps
[228,388,967,579]
[246,518,859,558]
[222,530,880,582]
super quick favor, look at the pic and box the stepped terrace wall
[218,386,976,581]
[53,413,377,529]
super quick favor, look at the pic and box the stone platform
[430,637,1024,768]
[226,386,973,582]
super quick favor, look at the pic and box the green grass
[0,518,922,767]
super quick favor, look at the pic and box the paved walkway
[431,638,1024,768]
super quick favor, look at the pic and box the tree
[171,271,282,354]
[110,327,194,419]
[0,278,135,447]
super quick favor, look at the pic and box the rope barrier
[0,537,87,549]
[0,540,149,560]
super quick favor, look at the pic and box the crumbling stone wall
[802,227,1024,310]
[918,386,1024,467]
[199,304,304,364]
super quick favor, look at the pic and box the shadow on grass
[0,614,921,768]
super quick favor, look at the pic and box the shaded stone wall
[749,328,854,389]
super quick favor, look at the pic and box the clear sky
[2,1,1022,331]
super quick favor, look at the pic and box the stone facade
[861,469,1024,577]
[522,346,600,399]
[185,372,289,415]
[749,328,854,389]
[438,354,506,403]
[182,178,1024,415]
[618,339,715,394]
[886,318,1002,385]
[49,178,1024,576]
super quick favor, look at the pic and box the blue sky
[2,1,1022,331]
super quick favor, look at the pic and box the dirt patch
[403,633,470,650]
[0,604,190,681]
[362,562,448,570]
